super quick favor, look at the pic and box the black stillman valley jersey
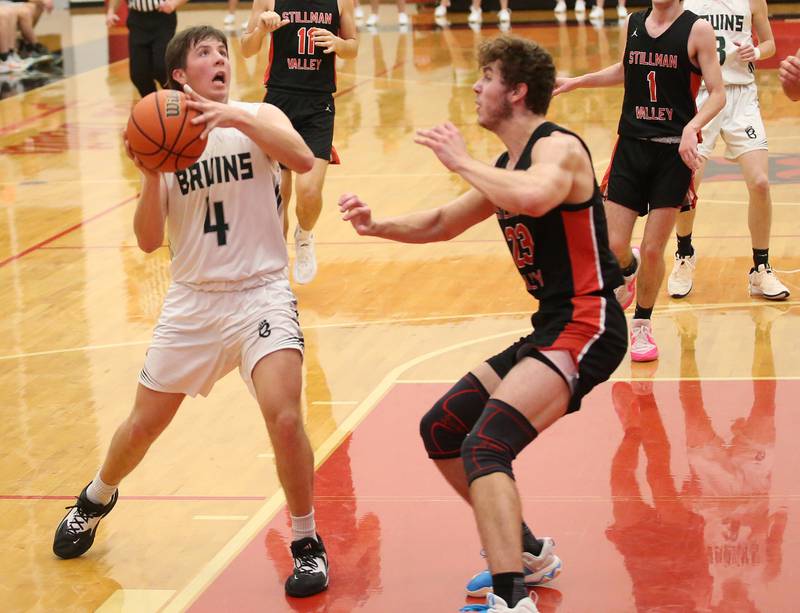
[494,122,623,312]
[618,9,703,139]
[264,0,339,94]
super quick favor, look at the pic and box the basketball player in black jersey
[340,36,627,613]
[554,0,724,362]
[241,0,357,285]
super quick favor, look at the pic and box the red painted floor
[188,380,800,612]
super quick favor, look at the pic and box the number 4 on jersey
[204,197,229,246]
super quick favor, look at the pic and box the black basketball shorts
[264,88,335,162]
[602,136,694,217]
[486,294,628,413]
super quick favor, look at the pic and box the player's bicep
[527,138,577,212]
[257,103,296,134]
[751,0,774,45]
[694,21,723,87]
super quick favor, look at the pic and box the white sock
[295,226,313,241]
[291,509,317,542]
[86,472,118,506]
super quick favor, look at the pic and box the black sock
[492,572,527,606]
[753,248,769,269]
[521,522,543,556]
[620,256,638,278]
[676,233,694,257]
[0,52,8,62]
[634,304,653,320]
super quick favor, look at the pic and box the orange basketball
[125,89,207,173]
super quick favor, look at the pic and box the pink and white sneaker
[614,247,640,310]
[630,318,658,362]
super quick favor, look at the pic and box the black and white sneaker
[53,483,118,559]
[285,534,329,597]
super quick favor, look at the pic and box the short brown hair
[165,26,229,89]
[477,36,555,116]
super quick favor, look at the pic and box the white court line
[3,300,798,362]
[311,400,359,405]
[193,515,249,521]
[256,453,274,459]
[700,198,799,206]
[159,327,528,613]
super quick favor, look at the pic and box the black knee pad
[462,399,538,485]
[419,373,489,459]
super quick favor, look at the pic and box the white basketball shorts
[139,278,304,398]
[697,82,768,160]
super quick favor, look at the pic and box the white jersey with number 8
[684,0,755,86]
[163,101,287,288]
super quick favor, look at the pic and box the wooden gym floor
[2,4,800,611]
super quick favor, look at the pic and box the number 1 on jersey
[647,70,657,103]
[297,27,316,55]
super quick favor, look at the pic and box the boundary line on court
[0,195,138,268]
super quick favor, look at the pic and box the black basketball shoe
[53,483,118,559]
[285,534,329,597]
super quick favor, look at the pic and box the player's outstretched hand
[779,53,800,101]
[183,84,238,140]
[310,28,341,55]
[257,11,290,33]
[679,126,701,170]
[552,76,578,96]
[414,122,469,172]
[339,193,377,235]
[122,131,159,179]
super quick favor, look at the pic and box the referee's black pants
[127,10,177,97]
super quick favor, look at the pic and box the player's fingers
[339,195,363,209]
[183,84,202,101]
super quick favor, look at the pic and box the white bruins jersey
[684,0,755,85]
[163,101,286,287]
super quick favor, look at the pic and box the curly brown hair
[165,26,229,90]
[477,36,556,116]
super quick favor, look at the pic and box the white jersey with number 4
[684,0,755,85]
[163,101,286,288]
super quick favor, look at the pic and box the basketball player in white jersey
[52,26,330,598]
[667,0,790,300]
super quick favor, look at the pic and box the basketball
[125,89,207,173]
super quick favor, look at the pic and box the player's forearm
[133,177,166,253]
[234,110,314,173]
[107,0,120,14]
[755,40,775,61]
[574,63,625,89]
[335,37,358,59]
[686,87,725,133]
[370,209,451,243]
[241,28,267,58]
